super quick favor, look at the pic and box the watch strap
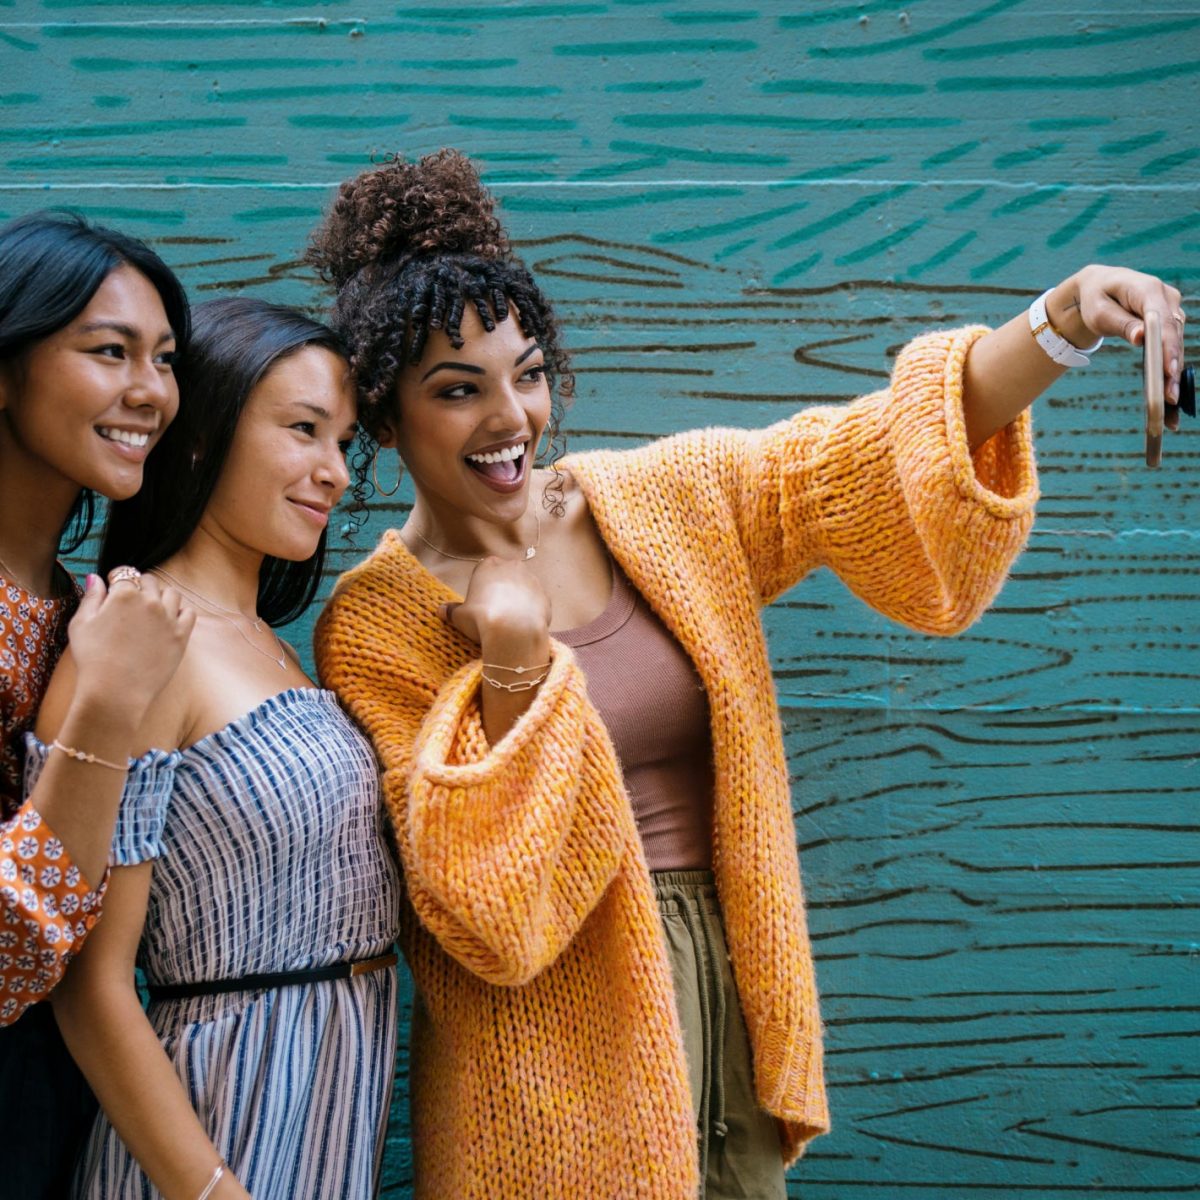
[1029,289,1104,367]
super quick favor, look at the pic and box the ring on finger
[109,566,143,590]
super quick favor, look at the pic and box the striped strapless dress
[28,688,402,1199]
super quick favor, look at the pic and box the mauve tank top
[555,565,714,870]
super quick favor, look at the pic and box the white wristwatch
[1029,289,1103,367]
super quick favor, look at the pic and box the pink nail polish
[85,574,99,592]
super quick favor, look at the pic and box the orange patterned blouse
[0,568,104,1026]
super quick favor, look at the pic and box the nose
[487,378,527,432]
[123,354,176,415]
[315,441,351,497]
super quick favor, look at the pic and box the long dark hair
[0,210,190,552]
[99,297,350,627]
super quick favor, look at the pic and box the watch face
[1144,308,1164,468]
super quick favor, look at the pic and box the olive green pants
[654,870,788,1200]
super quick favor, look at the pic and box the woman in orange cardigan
[309,150,1186,1200]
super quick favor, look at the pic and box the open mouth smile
[464,439,529,491]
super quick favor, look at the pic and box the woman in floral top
[0,211,196,1198]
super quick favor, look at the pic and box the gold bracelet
[481,661,551,675]
[50,739,130,772]
[481,670,550,693]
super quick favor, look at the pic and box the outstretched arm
[963,266,1185,448]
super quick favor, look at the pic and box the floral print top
[0,567,101,1025]
[1,568,77,817]
[1,798,104,1025]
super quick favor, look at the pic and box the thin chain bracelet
[50,740,130,772]
[196,1162,226,1200]
[481,661,551,675]
[481,671,550,692]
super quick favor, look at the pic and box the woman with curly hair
[309,149,1186,1200]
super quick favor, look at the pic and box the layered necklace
[151,566,287,671]
[413,511,541,563]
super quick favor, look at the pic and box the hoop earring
[372,453,401,498]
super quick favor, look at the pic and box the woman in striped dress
[35,298,402,1200]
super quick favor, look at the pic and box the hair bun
[307,149,510,289]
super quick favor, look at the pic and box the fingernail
[85,573,99,592]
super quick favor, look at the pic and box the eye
[338,438,355,456]
[520,365,546,385]
[155,349,178,368]
[93,343,126,360]
[291,421,317,436]
[438,382,477,401]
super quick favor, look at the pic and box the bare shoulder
[129,635,198,756]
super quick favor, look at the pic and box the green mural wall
[5,1,1198,1195]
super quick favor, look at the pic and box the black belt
[145,950,398,1002]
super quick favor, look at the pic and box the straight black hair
[0,210,190,552]
[99,297,348,627]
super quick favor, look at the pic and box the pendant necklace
[150,567,287,670]
[414,511,541,563]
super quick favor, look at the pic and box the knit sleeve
[399,642,627,987]
[726,324,1038,629]
[316,577,631,989]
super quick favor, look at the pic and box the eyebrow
[420,342,542,382]
[76,320,176,347]
[421,361,484,383]
[292,401,333,420]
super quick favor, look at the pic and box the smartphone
[1144,309,1164,468]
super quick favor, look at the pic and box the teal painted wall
[5,2,1198,1195]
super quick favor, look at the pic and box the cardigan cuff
[937,325,1039,519]
[756,1016,830,1163]
[413,641,582,787]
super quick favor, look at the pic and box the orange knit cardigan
[315,327,1038,1200]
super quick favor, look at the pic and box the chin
[87,466,146,503]
[265,535,324,564]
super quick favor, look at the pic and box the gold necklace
[154,565,266,632]
[0,548,59,599]
[0,550,30,592]
[149,567,287,671]
[414,511,541,563]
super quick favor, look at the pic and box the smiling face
[197,344,356,565]
[386,303,551,533]
[0,263,179,501]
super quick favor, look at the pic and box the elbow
[49,969,93,1047]
[901,605,984,639]
[50,963,133,1049]
[420,901,559,988]
[448,930,555,989]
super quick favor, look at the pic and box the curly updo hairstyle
[306,149,573,513]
